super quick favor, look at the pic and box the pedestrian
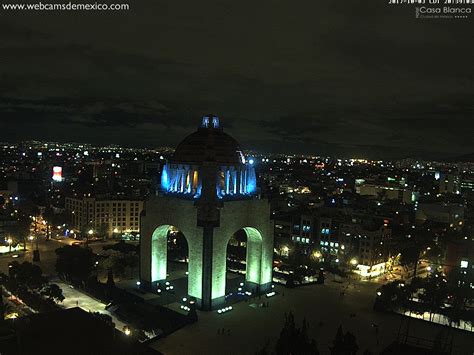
[76,300,79,306]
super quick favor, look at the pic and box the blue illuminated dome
[161,115,257,199]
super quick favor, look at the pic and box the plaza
[150,278,474,355]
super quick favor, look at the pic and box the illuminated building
[65,196,144,238]
[339,223,391,278]
[52,166,63,182]
[140,115,273,310]
[438,172,460,194]
[355,177,418,204]
[415,202,464,229]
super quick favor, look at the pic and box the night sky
[0,0,472,159]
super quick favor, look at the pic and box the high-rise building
[438,172,460,194]
[65,195,144,238]
[339,223,391,278]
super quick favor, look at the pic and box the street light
[350,258,358,266]
[88,229,94,235]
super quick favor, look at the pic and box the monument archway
[226,227,265,289]
[150,225,189,284]
[140,116,274,310]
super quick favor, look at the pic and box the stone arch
[223,226,269,296]
[140,195,203,304]
[149,224,191,287]
[151,225,173,282]
[241,227,263,285]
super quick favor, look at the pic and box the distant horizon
[1,137,472,163]
[1,1,472,164]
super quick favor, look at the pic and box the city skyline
[1,137,473,163]
[1,1,473,354]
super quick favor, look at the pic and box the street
[0,236,117,277]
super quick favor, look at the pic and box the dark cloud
[0,0,472,159]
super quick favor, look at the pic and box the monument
[140,115,273,310]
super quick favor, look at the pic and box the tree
[8,261,47,291]
[275,312,319,355]
[100,253,126,279]
[106,269,115,288]
[373,280,409,312]
[41,283,65,303]
[445,267,474,326]
[55,245,96,286]
[123,253,139,279]
[43,206,67,238]
[99,251,139,280]
[329,325,359,355]
[42,206,55,239]
[398,226,436,278]
[418,272,448,321]
[104,240,137,254]
[399,244,421,277]
[13,213,31,251]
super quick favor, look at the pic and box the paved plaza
[2,243,472,354]
[150,279,474,355]
[54,280,127,331]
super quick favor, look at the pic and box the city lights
[0,7,471,354]
[217,306,233,314]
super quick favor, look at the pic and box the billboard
[52,166,63,182]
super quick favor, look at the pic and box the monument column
[196,162,221,310]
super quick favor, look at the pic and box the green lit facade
[140,116,273,310]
